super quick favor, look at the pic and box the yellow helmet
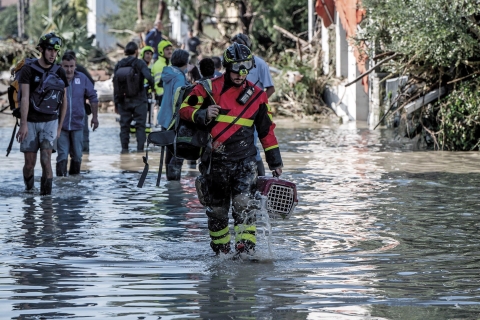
[157,40,173,57]
[140,46,154,59]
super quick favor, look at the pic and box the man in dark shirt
[113,41,154,152]
[145,20,164,62]
[182,30,201,65]
[16,33,69,195]
[182,30,201,55]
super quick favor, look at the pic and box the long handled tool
[6,118,18,157]
[137,130,175,188]
[156,146,165,186]
[137,147,149,188]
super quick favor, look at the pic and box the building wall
[87,0,119,50]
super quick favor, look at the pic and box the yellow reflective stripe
[167,119,175,130]
[191,109,198,122]
[212,234,231,244]
[234,225,257,233]
[235,233,256,243]
[210,226,229,237]
[203,80,216,105]
[266,103,273,121]
[264,144,279,152]
[181,95,203,110]
[216,115,254,126]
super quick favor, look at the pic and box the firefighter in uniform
[179,43,283,255]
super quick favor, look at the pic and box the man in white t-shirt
[231,33,276,176]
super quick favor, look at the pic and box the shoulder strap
[197,79,215,105]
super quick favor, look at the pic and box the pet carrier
[257,176,298,219]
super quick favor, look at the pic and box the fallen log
[273,25,309,46]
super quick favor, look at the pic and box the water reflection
[8,196,97,318]
[1,114,480,319]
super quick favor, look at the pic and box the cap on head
[38,32,63,51]
[158,40,173,57]
[231,33,252,50]
[125,41,138,55]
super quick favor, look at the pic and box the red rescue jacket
[179,74,283,169]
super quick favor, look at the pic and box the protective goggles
[45,37,62,50]
[230,60,254,75]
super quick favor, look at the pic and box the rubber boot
[56,160,68,177]
[40,177,53,196]
[69,160,81,175]
[24,175,34,192]
[256,160,266,176]
[166,163,182,181]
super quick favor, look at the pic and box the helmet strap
[41,48,54,66]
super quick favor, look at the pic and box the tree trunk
[155,0,167,22]
[137,0,143,22]
[191,0,203,35]
[237,0,253,35]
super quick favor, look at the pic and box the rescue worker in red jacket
[179,43,283,255]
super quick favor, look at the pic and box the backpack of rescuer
[137,79,214,188]
[148,79,213,161]
[114,60,141,98]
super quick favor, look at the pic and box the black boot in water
[166,163,182,181]
[24,175,34,192]
[69,161,81,175]
[40,177,53,196]
[56,160,68,176]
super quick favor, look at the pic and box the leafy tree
[176,0,309,54]
[0,5,18,39]
[104,0,167,41]
[359,0,480,69]
[358,0,480,150]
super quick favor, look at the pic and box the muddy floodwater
[1,113,480,320]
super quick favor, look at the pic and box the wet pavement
[1,113,480,319]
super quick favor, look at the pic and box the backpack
[30,64,65,115]
[167,79,214,161]
[113,59,141,98]
[7,58,34,118]
[7,58,65,118]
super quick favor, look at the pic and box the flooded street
[1,113,480,319]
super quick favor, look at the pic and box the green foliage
[359,0,480,68]
[0,5,18,38]
[104,0,164,41]
[250,0,308,54]
[270,51,328,115]
[437,79,480,151]
[177,0,309,54]
[25,0,97,65]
